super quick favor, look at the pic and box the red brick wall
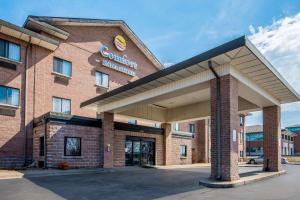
[34,122,102,168]
[170,137,192,165]
[0,33,29,168]
[114,130,164,166]
[294,133,300,155]
[211,75,240,181]
[263,106,281,172]
[1,24,159,168]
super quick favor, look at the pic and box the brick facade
[0,20,158,168]
[170,136,192,165]
[33,123,102,168]
[210,75,240,181]
[114,130,164,166]
[263,106,282,172]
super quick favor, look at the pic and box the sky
[0,0,300,127]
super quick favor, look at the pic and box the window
[240,115,244,126]
[180,145,187,157]
[154,123,161,128]
[282,134,284,139]
[285,135,288,140]
[174,123,180,131]
[53,57,72,77]
[0,39,21,62]
[0,86,20,107]
[240,131,243,142]
[96,71,109,88]
[291,137,294,141]
[189,124,195,133]
[64,137,81,156]
[240,151,244,157]
[39,137,44,156]
[52,97,71,114]
[128,119,137,125]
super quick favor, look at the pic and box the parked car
[248,155,264,164]
[248,156,289,164]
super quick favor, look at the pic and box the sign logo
[114,35,126,51]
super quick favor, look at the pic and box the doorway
[125,136,155,166]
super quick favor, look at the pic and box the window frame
[53,57,72,78]
[0,39,21,62]
[64,137,82,156]
[174,123,180,131]
[179,145,187,157]
[0,85,20,108]
[39,136,45,156]
[52,96,71,114]
[95,71,109,88]
[128,119,137,125]
[189,124,195,133]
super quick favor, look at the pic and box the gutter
[23,37,32,167]
[43,118,48,169]
[208,60,222,180]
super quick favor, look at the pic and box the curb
[198,170,287,188]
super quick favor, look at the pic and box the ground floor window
[64,137,81,156]
[180,145,187,157]
[39,136,44,156]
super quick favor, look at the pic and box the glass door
[141,141,155,166]
[125,137,155,166]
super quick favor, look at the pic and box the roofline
[24,15,163,69]
[0,19,59,48]
[24,17,70,39]
[245,37,300,102]
[80,36,247,108]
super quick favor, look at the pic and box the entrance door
[141,141,155,166]
[125,137,155,166]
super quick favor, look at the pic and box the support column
[210,75,240,181]
[263,106,282,172]
[195,119,210,163]
[161,123,172,165]
[101,112,114,168]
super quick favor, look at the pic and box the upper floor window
[128,119,137,125]
[53,57,72,77]
[174,123,180,131]
[0,39,21,62]
[96,71,109,88]
[52,97,71,114]
[0,86,20,107]
[189,124,195,133]
[291,137,294,141]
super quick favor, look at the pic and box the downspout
[208,60,222,180]
[23,37,32,167]
[43,117,48,169]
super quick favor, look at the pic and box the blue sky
[1,0,300,127]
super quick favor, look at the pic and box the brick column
[161,123,172,165]
[101,112,114,168]
[210,75,240,181]
[263,106,282,172]
[195,119,209,163]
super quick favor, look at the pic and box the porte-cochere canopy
[81,36,300,123]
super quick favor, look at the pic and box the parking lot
[0,165,299,200]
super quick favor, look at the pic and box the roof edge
[80,36,246,108]
[245,37,300,102]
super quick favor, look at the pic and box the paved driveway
[0,165,299,200]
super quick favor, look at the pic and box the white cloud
[249,12,300,112]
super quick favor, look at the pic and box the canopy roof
[81,36,300,113]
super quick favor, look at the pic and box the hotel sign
[99,35,137,76]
